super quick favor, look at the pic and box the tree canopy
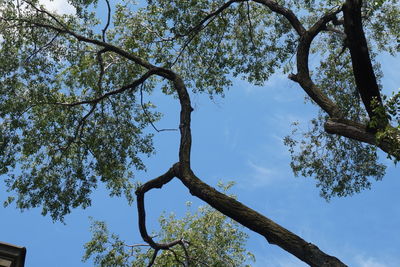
[83,183,255,267]
[0,0,399,266]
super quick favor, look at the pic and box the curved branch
[135,164,192,266]
[102,0,111,42]
[249,1,342,117]
[289,7,343,118]
[253,0,306,36]
[135,164,181,249]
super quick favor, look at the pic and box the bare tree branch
[135,164,194,265]
[102,0,111,42]
[135,164,180,249]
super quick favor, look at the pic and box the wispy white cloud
[240,73,290,95]
[223,125,238,150]
[355,255,388,267]
[243,160,286,188]
[39,0,75,15]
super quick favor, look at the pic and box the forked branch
[135,164,191,266]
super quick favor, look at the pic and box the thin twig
[25,31,60,62]
[125,243,150,248]
[140,83,178,133]
[50,69,157,107]
[170,0,239,67]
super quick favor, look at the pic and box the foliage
[283,49,387,199]
[83,183,254,267]
[284,116,386,199]
[0,0,399,221]
[1,0,400,265]
[0,0,160,221]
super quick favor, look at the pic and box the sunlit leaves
[112,0,297,94]
[83,197,254,266]
[284,116,386,200]
[1,0,400,220]
[0,0,158,221]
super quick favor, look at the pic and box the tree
[0,0,399,266]
[83,183,255,266]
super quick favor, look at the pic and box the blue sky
[1,1,400,266]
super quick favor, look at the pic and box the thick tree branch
[342,0,386,123]
[172,76,193,166]
[324,118,400,160]
[248,2,343,118]
[148,249,159,267]
[253,0,306,36]
[168,60,347,266]
[289,8,343,118]
[174,168,347,267]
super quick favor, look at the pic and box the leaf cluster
[83,201,254,266]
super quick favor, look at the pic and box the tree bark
[343,0,386,124]
[175,166,348,267]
